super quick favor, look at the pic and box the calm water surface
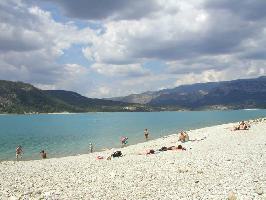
[0,110,265,160]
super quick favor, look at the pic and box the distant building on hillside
[123,106,137,111]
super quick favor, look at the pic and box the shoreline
[1,118,266,199]
[0,108,265,115]
[1,117,265,162]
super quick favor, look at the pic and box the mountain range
[111,76,266,110]
[0,76,265,113]
[0,80,150,114]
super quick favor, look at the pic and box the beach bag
[112,151,122,157]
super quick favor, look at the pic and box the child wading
[16,145,23,161]
[121,136,128,147]
[40,150,47,159]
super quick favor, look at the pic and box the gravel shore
[1,118,266,200]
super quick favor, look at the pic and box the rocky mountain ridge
[111,76,266,109]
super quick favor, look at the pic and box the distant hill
[0,80,150,113]
[111,76,266,110]
[1,77,265,113]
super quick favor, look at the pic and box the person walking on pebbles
[16,145,23,161]
[144,128,149,140]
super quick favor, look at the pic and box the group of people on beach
[139,144,187,155]
[98,130,188,160]
[232,121,250,131]
[116,129,189,157]
[15,145,47,161]
[15,120,250,161]
[95,119,252,160]
[120,128,150,147]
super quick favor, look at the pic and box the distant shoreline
[0,108,265,115]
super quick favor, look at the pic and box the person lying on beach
[158,145,186,152]
[159,146,168,151]
[16,145,23,161]
[40,150,47,159]
[178,131,189,142]
[167,145,186,151]
[138,149,155,155]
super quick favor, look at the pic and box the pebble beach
[0,118,266,200]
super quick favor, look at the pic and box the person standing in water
[144,128,149,140]
[40,150,47,159]
[16,145,23,161]
[121,137,128,147]
[89,143,93,153]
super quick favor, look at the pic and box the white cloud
[91,63,150,77]
[174,63,266,87]
[0,0,95,93]
[175,70,224,86]
[1,0,266,98]
[82,0,210,64]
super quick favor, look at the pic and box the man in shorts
[144,128,149,140]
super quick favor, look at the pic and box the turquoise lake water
[0,110,266,161]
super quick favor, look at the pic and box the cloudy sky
[0,0,265,97]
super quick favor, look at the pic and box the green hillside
[0,80,150,113]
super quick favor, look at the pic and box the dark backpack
[112,151,122,157]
